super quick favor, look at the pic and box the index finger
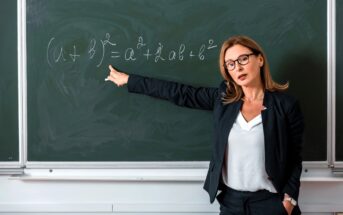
[109,65,119,73]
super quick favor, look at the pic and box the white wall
[0,168,342,215]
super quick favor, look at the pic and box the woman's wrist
[283,193,297,206]
[124,74,129,85]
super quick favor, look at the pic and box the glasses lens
[238,55,249,65]
[226,61,235,70]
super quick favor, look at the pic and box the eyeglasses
[224,53,255,71]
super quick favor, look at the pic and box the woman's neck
[241,84,264,102]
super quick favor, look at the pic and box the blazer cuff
[127,74,143,93]
[282,185,299,201]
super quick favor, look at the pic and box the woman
[106,35,304,215]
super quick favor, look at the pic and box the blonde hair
[219,35,288,104]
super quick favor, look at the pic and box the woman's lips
[238,74,247,80]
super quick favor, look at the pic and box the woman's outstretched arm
[106,65,219,110]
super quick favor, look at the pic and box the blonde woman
[106,35,304,215]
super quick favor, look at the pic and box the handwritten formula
[47,33,218,68]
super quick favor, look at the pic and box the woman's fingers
[106,75,114,83]
[109,65,119,78]
[110,70,119,79]
[108,65,117,73]
[106,75,122,87]
[106,65,129,87]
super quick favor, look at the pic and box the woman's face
[224,44,264,87]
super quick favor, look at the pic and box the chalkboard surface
[27,0,326,162]
[336,0,343,162]
[0,0,18,162]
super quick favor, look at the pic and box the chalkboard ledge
[9,168,343,182]
[0,168,24,175]
[25,162,210,169]
[9,168,207,182]
[301,177,343,182]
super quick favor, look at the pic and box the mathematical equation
[46,33,218,68]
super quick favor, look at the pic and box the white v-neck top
[222,111,277,193]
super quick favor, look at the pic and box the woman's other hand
[282,199,294,215]
[106,65,129,87]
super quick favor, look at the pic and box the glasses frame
[224,53,256,71]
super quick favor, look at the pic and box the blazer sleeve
[127,74,218,110]
[282,100,305,201]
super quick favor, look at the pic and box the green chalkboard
[336,0,343,162]
[27,0,326,162]
[0,0,18,162]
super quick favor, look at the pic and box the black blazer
[128,74,304,212]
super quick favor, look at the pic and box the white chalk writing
[46,33,218,68]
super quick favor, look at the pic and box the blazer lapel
[261,91,276,174]
[219,100,242,155]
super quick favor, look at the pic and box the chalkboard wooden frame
[27,1,328,165]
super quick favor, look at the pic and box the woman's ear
[258,54,264,67]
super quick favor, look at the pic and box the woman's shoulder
[268,90,297,100]
[218,80,227,91]
[267,90,300,110]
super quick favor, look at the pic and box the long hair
[219,35,289,104]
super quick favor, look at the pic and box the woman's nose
[234,61,243,72]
